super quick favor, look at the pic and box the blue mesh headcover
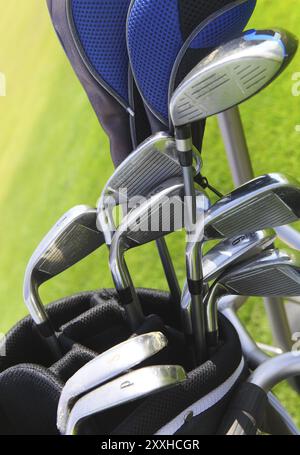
[127,0,257,124]
[68,0,131,108]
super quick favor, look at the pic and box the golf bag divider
[0,289,245,435]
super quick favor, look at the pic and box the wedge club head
[57,332,168,434]
[65,365,187,435]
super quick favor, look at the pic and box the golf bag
[0,290,246,435]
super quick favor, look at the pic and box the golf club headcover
[46,0,151,167]
[127,0,256,149]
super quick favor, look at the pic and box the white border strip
[155,357,245,435]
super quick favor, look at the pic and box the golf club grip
[217,383,268,435]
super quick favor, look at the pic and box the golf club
[23,206,105,358]
[57,331,167,434]
[109,177,210,330]
[181,229,276,338]
[186,172,300,361]
[169,28,298,363]
[97,132,202,308]
[65,365,187,435]
[206,249,300,347]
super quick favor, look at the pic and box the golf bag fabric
[0,290,247,435]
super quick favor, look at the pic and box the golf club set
[0,0,300,436]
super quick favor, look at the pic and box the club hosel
[205,283,228,347]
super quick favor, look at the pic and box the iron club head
[206,249,300,347]
[23,206,104,357]
[65,365,187,435]
[57,332,168,434]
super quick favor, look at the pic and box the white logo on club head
[0,73,6,97]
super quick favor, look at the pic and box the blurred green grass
[0,0,299,425]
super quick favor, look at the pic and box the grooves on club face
[23,206,105,357]
[65,365,187,435]
[97,132,202,244]
[206,249,300,347]
[204,173,300,240]
[170,28,298,126]
[57,332,168,434]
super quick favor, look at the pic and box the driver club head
[23,206,104,356]
[170,28,298,126]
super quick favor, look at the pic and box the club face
[65,365,187,435]
[24,206,104,324]
[57,332,168,433]
[220,249,300,297]
[97,132,201,242]
[204,173,300,239]
[181,229,276,335]
[114,179,210,250]
[203,229,277,282]
[170,29,298,126]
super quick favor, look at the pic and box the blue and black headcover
[127,0,256,147]
[46,0,151,167]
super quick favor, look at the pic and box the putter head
[24,206,104,326]
[65,365,187,435]
[97,132,202,244]
[181,229,276,336]
[57,332,168,434]
[170,28,298,126]
[204,173,300,240]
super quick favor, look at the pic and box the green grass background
[0,0,299,425]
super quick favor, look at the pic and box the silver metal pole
[217,107,294,354]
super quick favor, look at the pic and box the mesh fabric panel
[70,0,131,104]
